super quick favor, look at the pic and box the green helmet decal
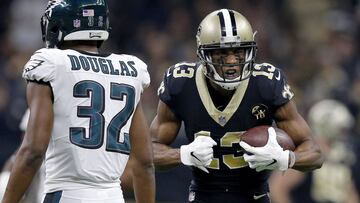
[41,0,110,48]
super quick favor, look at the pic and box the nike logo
[267,159,277,166]
[253,193,268,200]
[275,71,281,80]
[190,152,201,162]
[166,69,172,77]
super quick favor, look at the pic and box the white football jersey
[23,48,150,193]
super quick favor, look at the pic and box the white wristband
[180,145,191,165]
[288,151,296,168]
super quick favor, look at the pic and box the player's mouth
[223,68,240,79]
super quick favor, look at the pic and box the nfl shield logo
[73,19,81,28]
[218,116,226,126]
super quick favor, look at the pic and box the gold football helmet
[196,9,257,90]
[308,99,354,141]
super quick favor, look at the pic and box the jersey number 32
[69,80,134,154]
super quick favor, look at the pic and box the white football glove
[239,127,291,172]
[180,136,217,173]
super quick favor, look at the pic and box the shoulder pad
[166,62,197,79]
[158,62,197,104]
[252,63,294,106]
[22,48,57,83]
[120,54,150,89]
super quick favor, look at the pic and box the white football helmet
[196,9,257,90]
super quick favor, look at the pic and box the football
[241,125,295,151]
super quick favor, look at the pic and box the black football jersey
[158,62,294,192]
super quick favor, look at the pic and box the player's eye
[235,49,245,55]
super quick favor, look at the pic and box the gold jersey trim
[195,65,249,126]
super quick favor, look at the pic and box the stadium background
[0,0,359,202]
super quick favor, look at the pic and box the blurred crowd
[0,0,360,202]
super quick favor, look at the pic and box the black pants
[188,189,271,203]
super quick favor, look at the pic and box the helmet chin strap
[213,80,240,90]
[212,67,242,90]
[203,63,242,91]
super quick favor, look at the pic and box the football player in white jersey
[2,0,155,203]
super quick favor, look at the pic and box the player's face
[210,48,246,80]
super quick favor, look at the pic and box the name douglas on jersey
[68,54,138,77]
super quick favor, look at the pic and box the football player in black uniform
[150,9,323,203]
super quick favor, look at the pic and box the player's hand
[180,136,217,173]
[239,127,290,172]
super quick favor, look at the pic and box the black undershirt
[206,79,234,111]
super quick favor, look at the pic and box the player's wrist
[278,150,290,171]
[179,145,191,165]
